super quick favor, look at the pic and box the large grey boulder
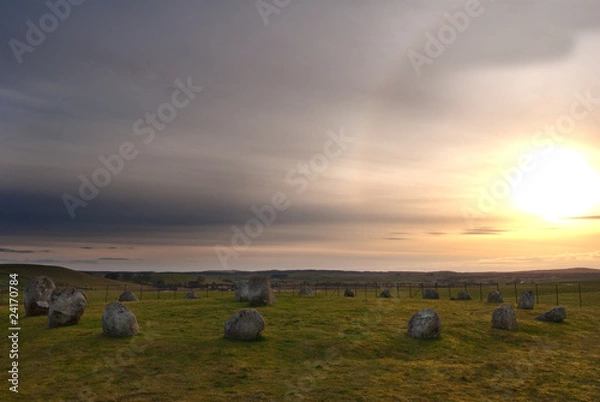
[344,288,355,297]
[422,288,439,300]
[379,288,393,298]
[535,306,566,323]
[102,302,139,337]
[224,309,265,340]
[118,291,139,302]
[235,280,250,302]
[184,291,200,299]
[407,308,441,339]
[299,286,313,297]
[24,276,56,316]
[456,291,472,300]
[247,276,275,306]
[492,305,518,331]
[47,288,87,328]
[517,291,535,310]
[487,290,504,303]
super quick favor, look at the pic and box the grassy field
[2,284,599,401]
[0,265,129,288]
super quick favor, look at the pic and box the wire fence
[0,281,596,307]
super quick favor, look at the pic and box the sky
[1,0,600,272]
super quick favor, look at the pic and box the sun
[512,146,600,220]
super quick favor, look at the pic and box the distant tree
[104,273,119,280]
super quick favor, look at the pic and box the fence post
[396,283,399,298]
[555,284,559,306]
[140,284,143,301]
[514,283,518,304]
[105,285,109,302]
[579,284,582,307]
[496,282,499,291]
[409,283,412,298]
[535,283,539,305]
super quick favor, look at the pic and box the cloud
[461,227,508,235]
[564,216,600,220]
[0,247,49,254]
[80,246,128,250]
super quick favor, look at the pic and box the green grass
[2,289,599,401]
[0,264,129,288]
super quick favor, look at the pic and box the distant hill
[0,264,128,288]
[2,264,600,288]
[89,267,600,286]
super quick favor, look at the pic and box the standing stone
[299,286,314,297]
[379,288,393,298]
[102,302,139,337]
[487,290,504,303]
[247,276,275,306]
[422,288,439,300]
[517,291,535,310]
[407,308,441,339]
[184,291,200,299]
[492,305,518,331]
[535,306,567,322]
[24,276,56,316]
[344,288,355,297]
[118,291,139,302]
[47,288,87,328]
[235,280,250,302]
[457,291,472,300]
[224,309,265,340]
